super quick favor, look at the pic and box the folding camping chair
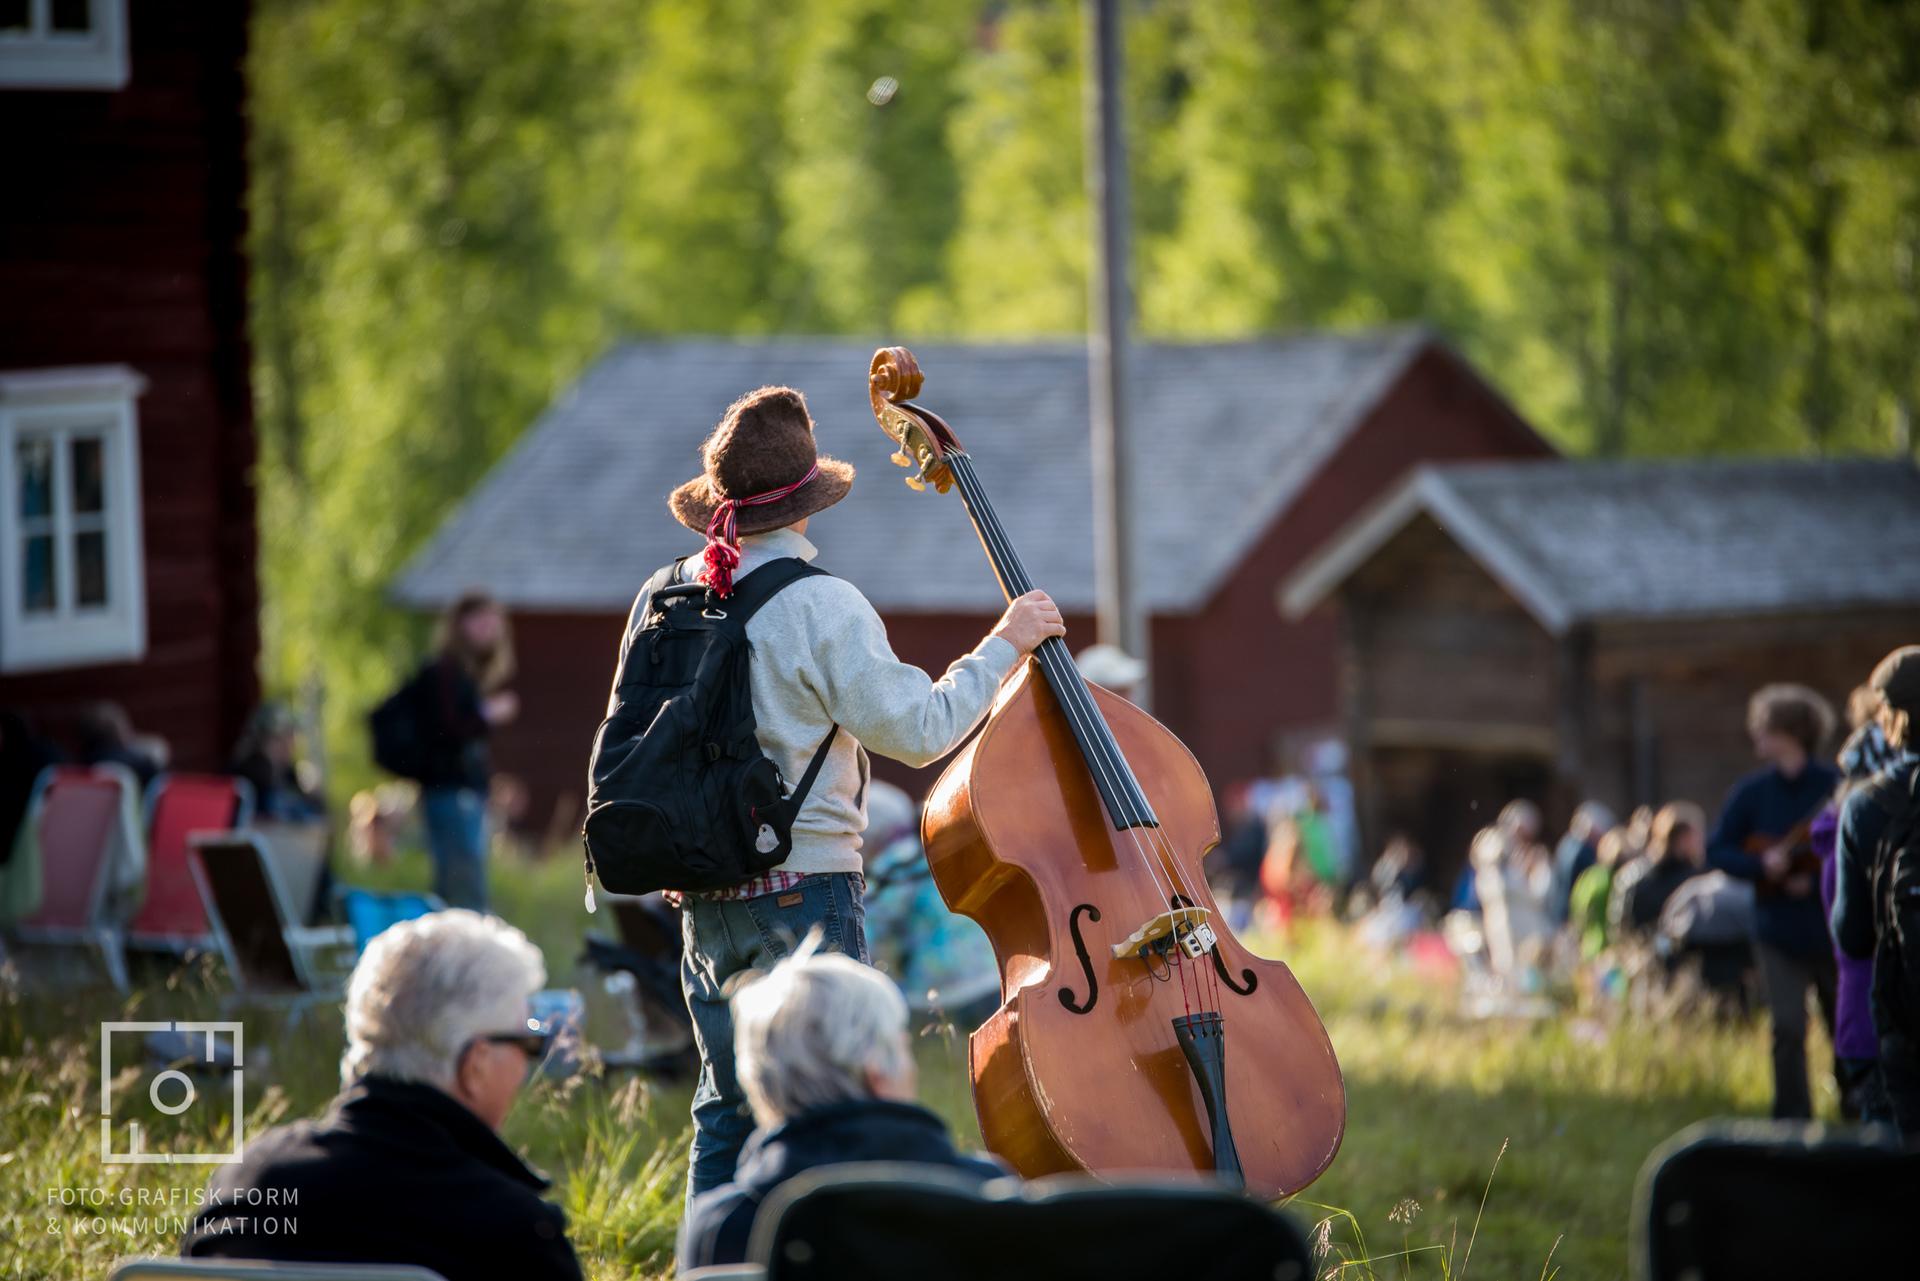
[189,831,354,1013]
[111,1259,448,1280]
[745,1164,1314,1281]
[8,763,142,989]
[127,774,254,953]
[1633,1119,1920,1281]
[578,891,694,1072]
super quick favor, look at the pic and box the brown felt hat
[668,386,855,535]
[1871,645,1920,715]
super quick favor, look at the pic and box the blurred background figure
[1707,683,1838,1120]
[379,590,519,912]
[0,710,56,866]
[1551,801,1614,925]
[230,701,326,823]
[77,701,167,788]
[1612,801,1706,942]
[1472,800,1552,986]
[1257,778,1339,931]
[1369,832,1428,908]
[1356,832,1430,952]
[1568,827,1629,962]
[1074,643,1146,702]
[1213,781,1270,930]
[231,699,334,924]
[860,780,1000,1027]
[1813,700,1899,1120]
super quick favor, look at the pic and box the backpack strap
[715,556,831,624]
[719,558,841,814]
[783,724,841,813]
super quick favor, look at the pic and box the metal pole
[1082,0,1148,698]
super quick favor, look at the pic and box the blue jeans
[680,873,867,1200]
[421,786,489,912]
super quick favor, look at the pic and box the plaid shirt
[664,869,863,907]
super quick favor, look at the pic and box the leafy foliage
[249,0,1919,785]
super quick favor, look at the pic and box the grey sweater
[678,527,1018,877]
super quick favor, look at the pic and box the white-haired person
[677,943,1008,1270]
[182,910,582,1281]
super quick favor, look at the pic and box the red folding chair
[11,763,142,989]
[126,773,253,952]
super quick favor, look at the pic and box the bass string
[946,454,1177,903]
[947,454,1210,1012]
[949,456,1205,906]
[949,455,1214,961]
[948,453,1221,1012]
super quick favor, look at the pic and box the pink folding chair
[12,763,141,989]
[126,773,253,952]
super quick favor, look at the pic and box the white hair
[731,944,910,1127]
[340,909,545,1089]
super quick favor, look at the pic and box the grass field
[2,847,1801,1280]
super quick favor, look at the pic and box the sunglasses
[476,1017,553,1062]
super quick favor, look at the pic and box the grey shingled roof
[1281,457,1920,631]
[394,331,1432,614]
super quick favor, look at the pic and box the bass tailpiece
[1172,1011,1244,1186]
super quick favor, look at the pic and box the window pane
[17,435,52,521]
[22,534,55,613]
[71,435,104,514]
[50,0,92,33]
[75,529,107,606]
[0,1,29,35]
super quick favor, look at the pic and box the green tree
[613,0,792,335]
[775,0,974,332]
[252,0,622,786]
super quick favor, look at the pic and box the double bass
[867,347,1346,1198]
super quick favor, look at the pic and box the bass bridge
[1110,906,1218,964]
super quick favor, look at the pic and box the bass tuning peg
[904,474,926,492]
[891,449,913,469]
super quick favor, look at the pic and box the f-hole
[1169,892,1257,997]
[1058,903,1102,1014]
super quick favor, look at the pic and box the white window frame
[0,0,129,91]
[0,365,147,673]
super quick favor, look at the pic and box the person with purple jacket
[1821,706,1912,1123]
[1817,798,1879,1119]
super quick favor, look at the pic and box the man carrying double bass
[644,384,1063,1198]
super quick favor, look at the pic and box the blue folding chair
[335,887,445,956]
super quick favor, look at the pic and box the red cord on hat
[699,462,821,597]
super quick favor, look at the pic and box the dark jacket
[182,1076,581,1281]
[1616,857,1699,936]
[1706,761,1841,956]
[677,1098,1006,1271]
[1833,759,1920,964]
[417,657,491,792]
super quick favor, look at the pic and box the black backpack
[1870,763,1920,1035]
[582,557,838,899]
[369,666,432,782]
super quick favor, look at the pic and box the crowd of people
[1344,654,1920,1138]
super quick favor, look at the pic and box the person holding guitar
[1706,683,1841,1119]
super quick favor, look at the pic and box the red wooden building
[0,2,258,769]
[397,333,1553,829]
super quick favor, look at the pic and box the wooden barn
[1280,458,1920,884]
[395,332,1553,827]
[0,2,258,769]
